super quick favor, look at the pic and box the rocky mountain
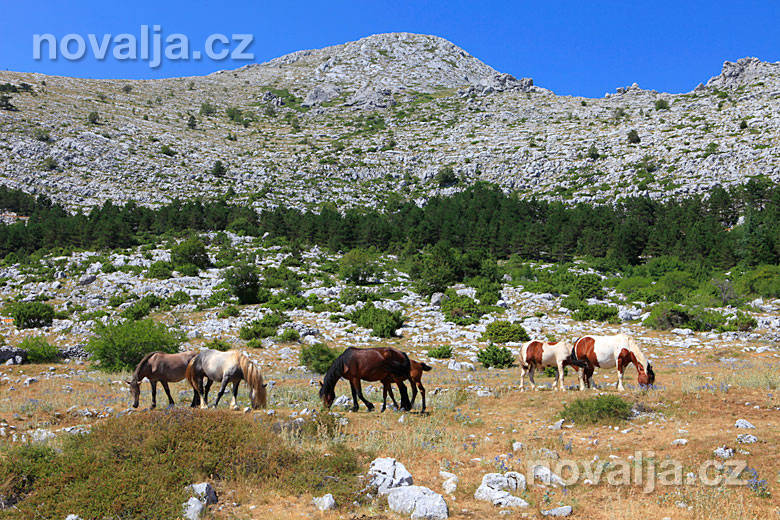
[0,33,778,212]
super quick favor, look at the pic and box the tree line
[0,178,777,270]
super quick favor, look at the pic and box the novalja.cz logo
[32,25,254,68]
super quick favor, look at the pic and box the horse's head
[319,381,335,409]
[126,379,140,408]
[638,364,655,386]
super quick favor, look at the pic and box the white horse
[571,334,655,391]
[185,349,267,409]
[519,340,587,391]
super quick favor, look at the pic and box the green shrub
[85,319,183,371]
[199,102,216,116]
[427,345,453,359]
[434,166,458,187]
[542,365,567,377]
[278,328,300,342]
[477,344,514,368]
[224,264,261,304]
[87,111,99,124]
[299,343,341,374]
[339,248,379,285]
[735,265,780,298]
[239,312,288,340]
[121,294,163,320]
[210,160,227,177]
[340,287,380,305]
[723,311,757,332]
[627,129,640,143]
[654,99,670,110]
[166,290,190,307]
[262,266,301,294]
[8,302,55,329]
[170,237,210,270]
[218,305,241,318]
[441,291,484,326]
[643,303,726,331]
[346,303,405,337]
[175,263,199,276]
[19,336,59,363]
[146,261,173,279]
[204,338,231,351]
[560,395,632,424]
[572,303,619,323]
[482,320,529,343]
[0,410,362,519]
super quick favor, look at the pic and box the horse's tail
[238,352,266,409]
[132,351,158,381]
[419,362,432,372]
[185,353,200,392]
[564,346,588,369]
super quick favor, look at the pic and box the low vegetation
[85,319,183,371]
[559,395,633,424]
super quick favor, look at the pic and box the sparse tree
[187,114,197,129]
[627,129,640,144]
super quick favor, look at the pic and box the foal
[519,340,586,391]
[381,359,432,412]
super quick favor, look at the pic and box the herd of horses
[127,334,655,412]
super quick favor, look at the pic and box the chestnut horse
[127,351,198,408]
[320,347,412,412]
[518,340,587,391]
[381,359,432,412]
[186,349,267,409]
[571,334,655,391]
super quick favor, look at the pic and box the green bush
[146,261,173,279]
[723,311,757,332]
[346,303,405,338]
[278,328,300,342]
[482,320,529,343]
[262,266,302,294]
[85,319,183,371]
[175,263,199,276]
[441,291,484,326]
[170,237,210,270]
[239,312,288,340]
[477,344,514,368]
[87,111,99,124]
[224,264,261,304]
[339,248,380,285]
[19,336,59,363]
[572,303,619,323]
[340,287,380,305]
[204,338,231,351]
[0,410,362,519]
[560,395,633,424]
[299,343,341,374]
[218,305,241,318]
[627,129,640,143]
[427,345,453,359]
[121,294,163,320]
[8,302,55,329]
[654,99,670,110]
[735,265,780,299]
[643,303,726,331]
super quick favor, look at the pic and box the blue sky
[1,1,777,97]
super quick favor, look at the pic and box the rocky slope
[0,33,778,212]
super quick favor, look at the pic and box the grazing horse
[185,349,267,409]
[381,359,432,412]
[571,334,655,391]
[320,347,412,412]
[518,340,587,391]
[127,351,198,408]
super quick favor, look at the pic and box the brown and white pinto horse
[571,334,655,391]
[518,340,587,391]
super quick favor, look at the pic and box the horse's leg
[418,381,426,412]
[387,384,399,410]
[213,377,231,408]
[196,377,208,409]
[161,381,175,407]
[203,379,213,404]
[150,381,157,409]
[408,379,418,410]
[355,380,374,412]
[349,379,360,412]
[230,381,240,410]
[575,366,585,391]
[519,365,527,391]
[529,365,537,391]
[585,365,595,389]
[396,381,411,411]
[557,361,566,391]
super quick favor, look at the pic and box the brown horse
[320,347,412,412]
[381,359,432,412]
[571,334,655,391]
[127,351,199,408]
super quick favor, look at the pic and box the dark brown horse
[381,359,432,412]
[127,351,199,408]
[320,347,412,412]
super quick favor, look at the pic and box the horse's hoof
[230,405,239,411]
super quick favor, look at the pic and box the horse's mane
[321,348,350,397]
[236,351,266,408]
[132,351,158,381]
[626,336,649,368]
